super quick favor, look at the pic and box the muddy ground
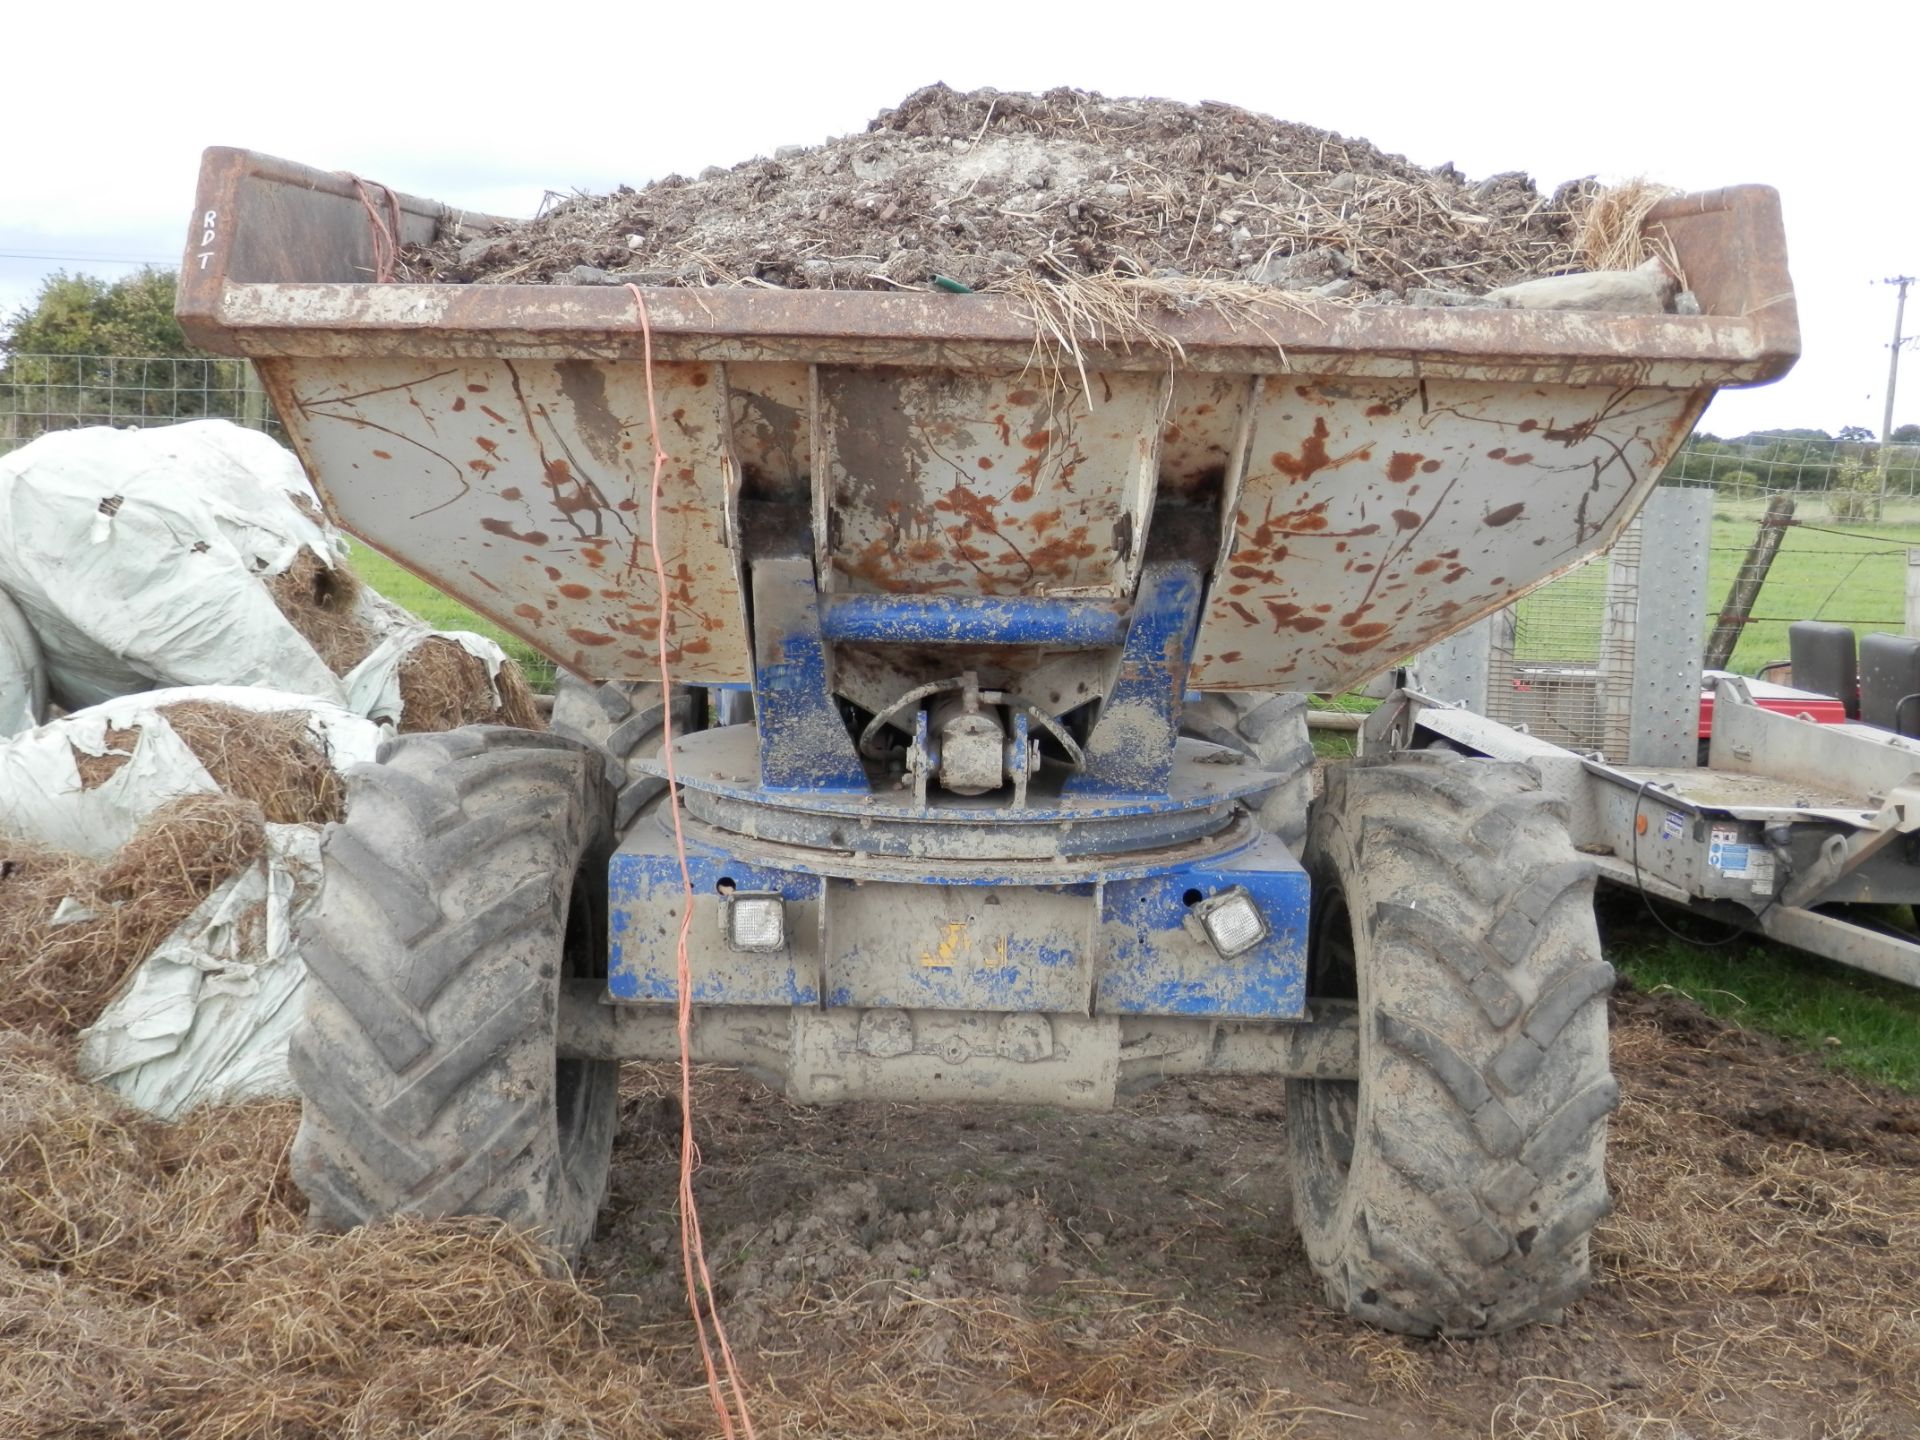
[3,973,1915,1438]
[412,84,1586,300]
[577,975,1920,1438]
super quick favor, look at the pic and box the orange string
[347,175,402,283]
[629,283,758,1440]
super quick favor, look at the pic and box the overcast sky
[4,2,1909,438]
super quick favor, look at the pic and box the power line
[1876,276,1914,509]
[0,250,176,266]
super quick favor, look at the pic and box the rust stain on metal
[1191,376,1704,692]
[1271,417,1373,483]
[268,356,751,686]
[480,517,549,545]
[185,153,1784,699]
[820,368,1158,597]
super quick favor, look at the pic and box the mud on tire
[1182,691,1314,847]
[1288,749,1616,1336]
[549,674,696,832]
[290,726,618,1257]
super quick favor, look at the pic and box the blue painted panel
[1097,831,1309,1019]
[609,821,824,1005]
[750,557,869,792]
[610,819,1309,1020]
[1063,561,1202,799]
[820,593,1129,648]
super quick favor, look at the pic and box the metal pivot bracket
[1782,779,1920,908]
[749,555,868,792]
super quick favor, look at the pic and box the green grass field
[1513,498,1919,675]
[1706,506,1917,672]
[1602,903,1920,1093]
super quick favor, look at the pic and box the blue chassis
[606,558,1311,1021]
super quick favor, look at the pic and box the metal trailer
[177,148,1798,1337]
[1366,677,1920,989]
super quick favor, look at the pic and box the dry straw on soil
[0,1035,661,1439]
[412,84,1590,306]
[0,1035,1314,1439]
[3,964,1914,1436]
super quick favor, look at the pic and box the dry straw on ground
[2,962,1913,1436]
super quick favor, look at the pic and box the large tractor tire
[1288,750,1617,1336]
[290,726,619,1257]
[1183,691,1314,847]
[550,674,696,831]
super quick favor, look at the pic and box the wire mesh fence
[0,355,278,458]
[1490,557,1612,751]
[1590,438,1918,662]
[1663,433,1920,515]
[1472,436,1920,753]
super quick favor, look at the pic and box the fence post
[1907,550,1920,638]
[1704,493,1795,671]
[240,363,270,432]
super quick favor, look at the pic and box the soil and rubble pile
[410,84,1602,302]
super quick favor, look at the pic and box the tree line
[1660,428,1920,497]
[0,270,253,447]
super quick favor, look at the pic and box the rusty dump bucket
[177,149,1797,695]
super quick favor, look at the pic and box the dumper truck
[177,149,1797,1336]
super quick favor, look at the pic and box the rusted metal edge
[178,148,1800,387]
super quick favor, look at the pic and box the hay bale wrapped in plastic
[0,421,344,708]
[0,687,382,1117]
[0,419,539,731]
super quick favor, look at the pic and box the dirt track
[582,978,1920,1438]
[3,978,1916,1438]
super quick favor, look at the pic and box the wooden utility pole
[1704,493,1795,670]
[1906,549,1920,637]
[1876,276,1913,512]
